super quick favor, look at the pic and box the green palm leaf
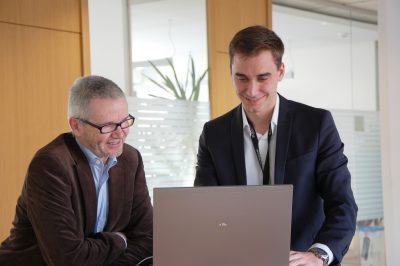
[145,56,207,101]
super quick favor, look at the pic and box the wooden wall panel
[207,0,270,53]
[210,53,238,116]
[0,0,88,240]
[207,0,272,118]
[0,0,81,32]
[80,0,91,75]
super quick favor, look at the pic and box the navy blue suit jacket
[194,95,357,265]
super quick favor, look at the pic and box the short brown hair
[229,25,284,69]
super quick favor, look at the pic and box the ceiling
[130,0,377,24]
[328,0,377,11]
[273,0,377,23]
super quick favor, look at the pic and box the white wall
[88,0,131,93]
[274,5,378,111]
[378,0,400,264]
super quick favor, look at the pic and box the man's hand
[289,250,324,266]
[114,232,127,248]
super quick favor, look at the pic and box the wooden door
[206,0,272,118]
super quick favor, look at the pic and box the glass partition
[273,5,384,266]
[128,0,209,198]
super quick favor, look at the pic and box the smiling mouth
[245,95,264,104]
[107,139,122,146]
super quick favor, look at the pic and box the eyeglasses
[79,114,135,134]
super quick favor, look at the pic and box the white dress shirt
[242,95,279,185]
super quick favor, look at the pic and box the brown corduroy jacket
[0,133,153,266]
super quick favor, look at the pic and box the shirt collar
[75,139,117,167]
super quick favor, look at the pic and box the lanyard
[248,121,272,184]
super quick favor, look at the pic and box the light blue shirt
[76,140,117,233]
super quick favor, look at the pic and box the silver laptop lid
[153,185,293,266]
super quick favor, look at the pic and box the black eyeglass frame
[78,114,135,134]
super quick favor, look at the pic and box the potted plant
[144,55,208,101]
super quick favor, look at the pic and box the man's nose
[112,125,126,137]
[246,80,259,96]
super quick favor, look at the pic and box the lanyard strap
[248,121,272,184]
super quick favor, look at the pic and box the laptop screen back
[153,185,293,266]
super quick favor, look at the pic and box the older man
[0,75,153,265]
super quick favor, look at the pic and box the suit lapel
[65,134,98,233]
[275,96,292,184]
[75,164,98,233]
[231,105,247,185]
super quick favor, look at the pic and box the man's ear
[278,63,285,81]
[69,118,81,136]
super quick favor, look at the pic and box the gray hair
[68,75,125,119]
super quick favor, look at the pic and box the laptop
[153,185,293,266]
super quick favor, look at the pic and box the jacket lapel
[65,134,98,233]
[231,105,247,185]
[275,96,292,184]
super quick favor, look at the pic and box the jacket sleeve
[26,154,126,266]
[314,111,358,264]
[194,123,219,186]
[111,152,153,265]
